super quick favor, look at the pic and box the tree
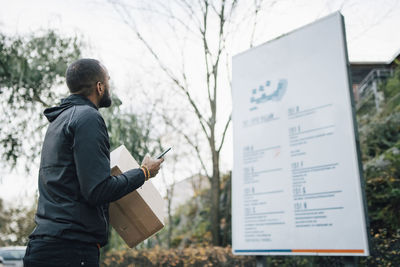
[101,94,155,160]
[0,198,37,246]
[108,0,268,245]
[0,30,81,168]
[159,153,178,249]
[0,199,7,241]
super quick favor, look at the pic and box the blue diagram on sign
[250,79,288,111]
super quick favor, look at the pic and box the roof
[351,49,400,65]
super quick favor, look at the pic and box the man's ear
[96,82,103,96]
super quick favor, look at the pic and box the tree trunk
[222,172,232,246]
[210,148,221,245]
[167,195,172,248]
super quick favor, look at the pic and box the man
[23,59,163,267]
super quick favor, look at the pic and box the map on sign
[249,79,288,111]
[232,12,369,256]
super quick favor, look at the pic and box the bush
[102,246,256,267]
[101,236,400,267]
[383,65,400,99]
[361,229,400,266]
[359,112,400,159]
[364,142,400,232]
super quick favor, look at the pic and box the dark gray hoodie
[30,94,145,246]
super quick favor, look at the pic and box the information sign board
[232,12,369,256]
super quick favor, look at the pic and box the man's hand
[141,155,164,178]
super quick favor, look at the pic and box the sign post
[256,256,267,267]
[232,12,369,258]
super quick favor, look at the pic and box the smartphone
[156,147,171,159]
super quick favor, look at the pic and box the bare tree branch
[32,93,49,107]
[198,0,214,111]
[217,114,231,153]
[107,0,266,246]
[110,0,211,139]
[177,0,203,30]
[250,0,265,48]
[161,1,202,38]
[161,113,211,178]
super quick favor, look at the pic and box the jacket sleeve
[72,109,145,206]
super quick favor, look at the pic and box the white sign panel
[232,13,369,256]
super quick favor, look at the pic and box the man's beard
[99,87,112,108]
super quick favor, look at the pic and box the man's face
[99,66,112,108]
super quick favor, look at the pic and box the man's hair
[66,58,105,96]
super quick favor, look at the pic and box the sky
[0,0,400,206]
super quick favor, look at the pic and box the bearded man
[23,59,163,267]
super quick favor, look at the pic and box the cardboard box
[109,145,165,247]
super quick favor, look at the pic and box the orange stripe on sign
[292,249,364,253]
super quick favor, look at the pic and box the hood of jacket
[43,94,98,122]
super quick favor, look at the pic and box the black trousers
[23,237,100,267]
